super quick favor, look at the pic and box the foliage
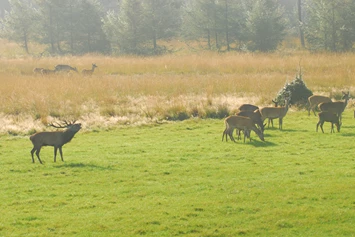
[304,0,355,52]
[274,72,313,107]
[245,0,287,52]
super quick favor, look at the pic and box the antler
[48,120,77,128]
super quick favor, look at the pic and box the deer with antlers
[30,120,81,164]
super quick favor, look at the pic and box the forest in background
[0,0,354,56]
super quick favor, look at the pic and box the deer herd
[222,91,351,144]
[33,63,98,76]
[28,90,351,164]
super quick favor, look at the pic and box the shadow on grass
[247,140,277,147]
[340,132,355,137]
[55,162,114,170]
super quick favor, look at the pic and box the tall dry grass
[1,49,355,134]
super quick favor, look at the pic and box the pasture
[1,111,355,236]
[1,46,355,236]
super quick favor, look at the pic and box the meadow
[1,111,355,236]
[1,41,355,236]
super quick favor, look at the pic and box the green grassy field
[1,110,355,236]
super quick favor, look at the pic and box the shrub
[274,74,313,108]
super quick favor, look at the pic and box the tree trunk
[298,0,305,48]
[224,0,230,51]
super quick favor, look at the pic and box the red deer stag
[318,91,350,123]
[260,96,290,130]
[55,64,78,73]
[307,95,332,116]
[82,63,98,76]
[30,120,81,164]
[222,115,264,143]
[316,111,341,133]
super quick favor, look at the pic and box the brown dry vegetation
[1,43,355,135]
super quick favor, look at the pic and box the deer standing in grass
[318,91,350,123]
[260,96,290,130]
[30,121,81,164]
[307,95,332,116]
[316,111,341,133]
[55,64,78,73]
[222,115,264,143]
[82,63,98,76]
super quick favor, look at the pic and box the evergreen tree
[245,0,286,51]
[0,0,37,53]
[304,0,355,52]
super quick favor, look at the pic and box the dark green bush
[274,74,313,108]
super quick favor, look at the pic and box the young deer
[41,68,56,75]
[30,121,81,164]
[33,67,44,74]
[222,115,264,143]
[316,111,341,133]
[308,95,332,116]
[260,97,290,130]
[318,91,350,123]
[238,104,259,112]
[235,109,265,140]
[55,64,78,73]
[82,63,98,76]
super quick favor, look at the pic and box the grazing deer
[41,68,56,75]
[316,111,341,133]
[307,95,332,116]
[238,104,259,112]
[55,64,78,73]
[222,115,264,143]
[33,67,44,74]
[30,120,81,164]
[260,97,290,130]
[318,91,350,122]
[82,63,98,76]
[236,109,265,140]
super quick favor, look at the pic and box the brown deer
[82,63,98,76]
[235,109,265,140]
[318,91,350,122]
[222,115,264,143]
[30,120,81,164]
[55,64,78,73]
[33,67,44,74]
[259,96,291,130]
[307,95,332,116]
[41,68,56,75]
[238,104,259,112]
[316,111,341,133]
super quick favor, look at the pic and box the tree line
[1,0,355,56]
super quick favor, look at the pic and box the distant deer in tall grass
[316,111,341,133]
[82,63,98,76]
[41,68,56,75]
[307,95,332,116]
[33,67,44,74]
[318,91,350,123]
[55,64,78,73]
[30,120,81,164]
